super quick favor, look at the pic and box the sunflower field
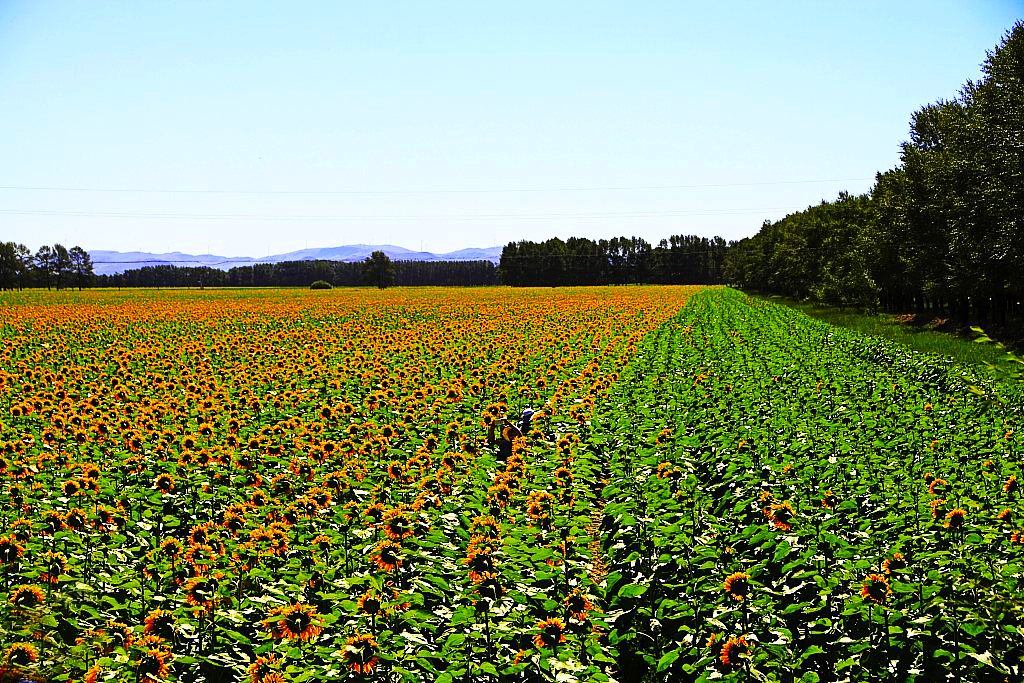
[0,286,1022,683]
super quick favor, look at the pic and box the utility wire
[0,177,873,196]
[0,206,804,221]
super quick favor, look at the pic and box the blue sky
[0,2,1020,256]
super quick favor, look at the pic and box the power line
[0,177,873,196]
[0,206,806,222]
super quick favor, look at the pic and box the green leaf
[657,649,680,672]
[618,584,648,598]
[773,540,792,563]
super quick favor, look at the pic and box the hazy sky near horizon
[1,2,1020,257]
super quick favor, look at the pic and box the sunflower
[861,573,890,604]
[247,654,282,683]
[723,572,751,601]
[364,502,386,523]
[944,508,966,530]
[563,589,593,620]
[9,518,32,542]
[40,550,68,584]
[487,482,513,508]
[465,547,495,584]
[0,535,25,564]
[84,664,102,683]
[475,572,504,601]
[184,543,219,572]
[262,603,323,641]
[719,636,750,666]
[154,473,175,493]
[62,478,81,496]
[357,589,384,616]
[372,539,404,572]
[143,609,176,640]
[382,508,416,541]
[64,507,88,531]
[309,487,332,508]
[1005,475,1018,494]
[310,534,333,556]
[4,642,38,666]
[928,478,947,496]
[10,584,45,608]
[821,491,837,509]
[188,522,214,546]
[342,633,380,674]
[222,510,246,535]
[767,502,795,531]
[135,645,171,682]
[184,575,219,610]
[882,552,907,574]
[106,620,135,649]
[533,617,566,649]
[159,537,183,559]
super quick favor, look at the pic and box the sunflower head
[720,636,750,666]
[372,539,404,572]
[768,502,795,531]
[723,572,751,601]
[342,633,380,674]
[861,573,890,604]
[563,589,592,620]
[4,642,39,666]
[944,508,966,530]
[882,552,907,574]
[533,617,566,649]
[10,584,45,608]
[0,535,26,564]
[247,654,282,683]
[144,609,177,640]
[357,589,384,616]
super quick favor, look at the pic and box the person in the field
[487,407,535,461]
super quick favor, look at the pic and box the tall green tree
[34,245,55,289]
[363,251,394,289]
[69,247,94,290]
[52,244,72,290]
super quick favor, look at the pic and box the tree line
[0,242,95,290]
[724,22,1024,325]
[499,234,733,286]
[94,257,498,288]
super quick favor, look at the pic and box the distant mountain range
[89,244,503,276]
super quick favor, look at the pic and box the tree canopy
[0,242,94,290]
[725,22,1024,323]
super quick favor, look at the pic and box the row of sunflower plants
[592,288,1024,682]
[0,286,697,682]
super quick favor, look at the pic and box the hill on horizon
[88,244,503,276]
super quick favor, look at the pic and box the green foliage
[726,22,1024,325]
[0,241,93,290]
[499,234,733,286]
[98,259,498,288]
[309,279,333,290]
[596,288,1024,681]
[763,296,1010,367]
[363,250,394,289]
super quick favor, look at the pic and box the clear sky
[0,2,1020,256]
